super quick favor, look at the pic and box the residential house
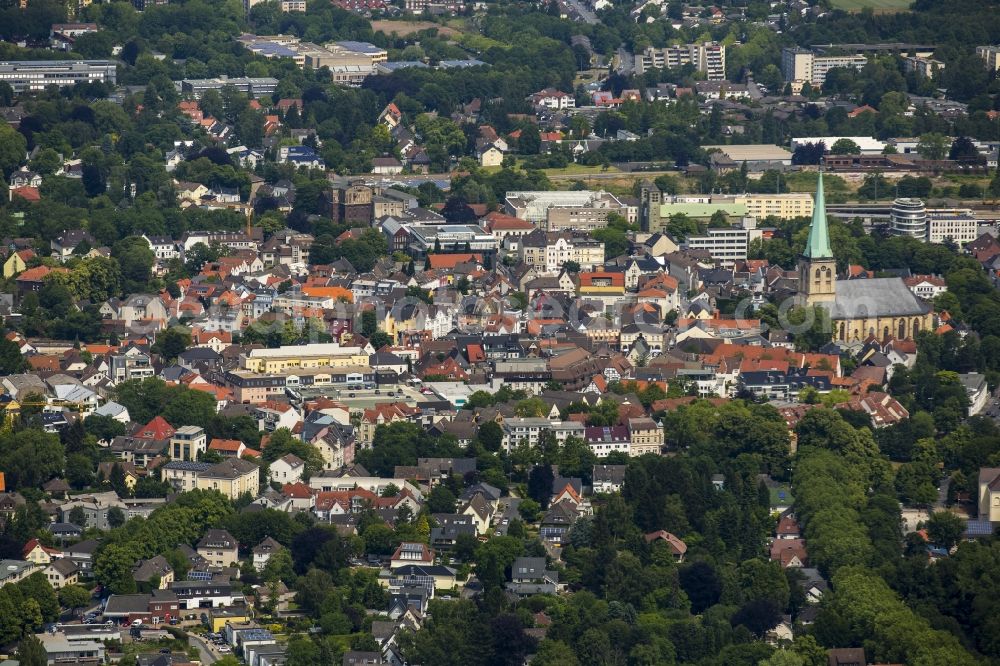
[23,538,61,565]
[584,425,632,457]
[197,458,260,499]
[133,555,174,589]
[196,529,239,568]
[51,229,96,261]
[269,454,305,485]
[627,417,663,455]
[253,536,283,571]
[506,556,560,596]
[169,426,207,461]
[43,557,79,589]
[644,530,687,562]
[390,542,434,570]
[539,500,577,546]
[978,467,1000,522]
[592,464,626,494]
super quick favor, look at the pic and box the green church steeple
[803,171,833,259]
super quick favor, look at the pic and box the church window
[883,326,889,340]
[839,322,845,340]
[898,320,906,339]
[912,319,920,335]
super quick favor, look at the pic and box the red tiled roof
[138,416,175,440]
[427,253,482,270]
[579,271,625,288]
[282,482,312,499]
[209,438,243,452]
[10,186,40,202]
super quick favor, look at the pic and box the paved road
[189,635,218,664]
[934,476,951,511]
[616,46,635,74]
[564,0,598,24]
[494,497,521,535]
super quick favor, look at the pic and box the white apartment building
[635,42,726,81]
[781,48,867,86]
[903,56,945,79]
[926,210,979,245]
[501,418,585,452]
[977,46,1000,72]
[519,230,605,273]
[735,193,814,220]
[683,218,762,265]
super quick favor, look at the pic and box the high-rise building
[635,42,726,81]
[781,48,813,84]
[977,46,1000,72]
[781,47,867,86]
[903,56,945,79]
[889,198,928,239]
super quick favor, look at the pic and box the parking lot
[298,384,428,410]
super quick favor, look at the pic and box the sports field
[830,0,912,11]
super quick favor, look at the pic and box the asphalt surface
[189,634,219,664]
[494,497,521,535]
[934,477,951,511]
[564,0,599,24]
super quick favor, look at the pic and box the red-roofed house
[9,186,40,203]
[528,88,574,110]
[15,265,55,294]
[644,531,687,562]
[136,416,175,441]
[903,274,947,300]
[208,438,247,458]
[427,253,482,270]
[24,538,62,565]
[578,271,626,297]
[770,538,807,568]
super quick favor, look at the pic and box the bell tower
[797,172,836,306]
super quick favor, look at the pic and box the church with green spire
[795,172,934,342]
[796,172,836,307]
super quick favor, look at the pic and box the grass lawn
[830,0,913,11]
[369,20,461,38]
[542,163,621,176]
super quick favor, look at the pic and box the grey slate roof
[826,278,931,319]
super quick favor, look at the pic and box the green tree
[0,123,26,178]
[58,584,91,614]
[427,485,457,514]
[829,138,861,155]
[916,132,949,161]
[152,326,191,361]
[531,640,580,666]
[518,125,541,155]
[112,237,156,291]
[925,510,964,550]
[261,428,326,476]
[0,338,27,374]
[107,506,126,528]
[477,420,504,452]
[15,633,46,666]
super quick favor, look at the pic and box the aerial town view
[0,0,1000,663]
